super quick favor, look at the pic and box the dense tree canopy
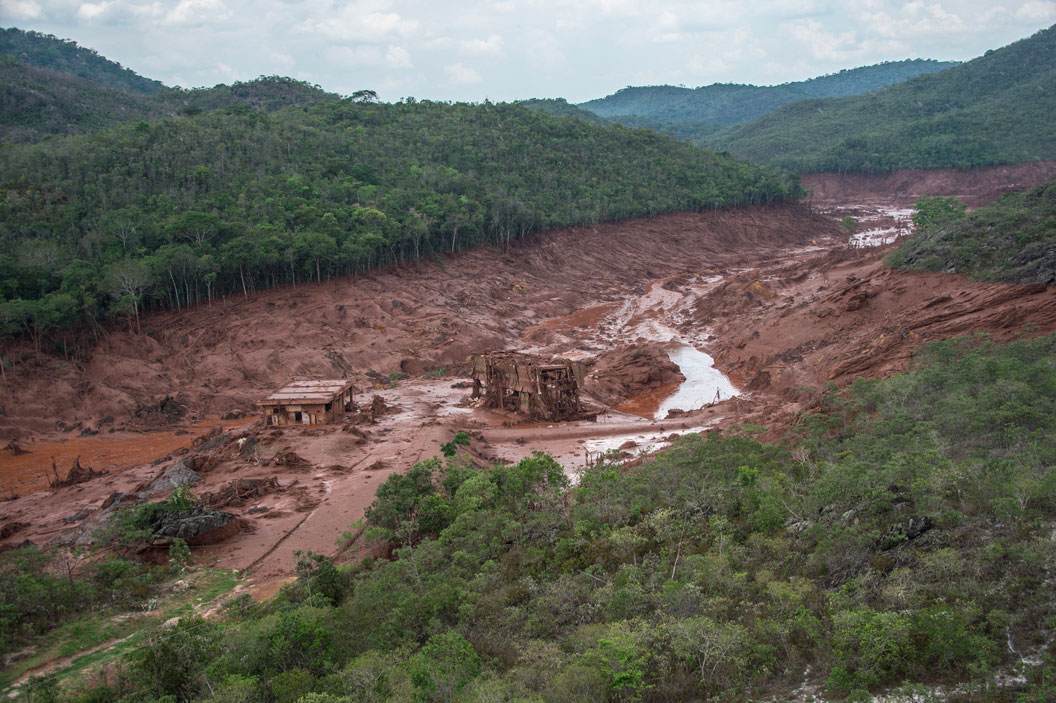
[888,178,1056,284]
[0,26,163,94]
[0,98,800,344]
[577,60,959,128]
[707,24,1056,172]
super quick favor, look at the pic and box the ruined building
[471,352,586,421]
[258,380,355,425]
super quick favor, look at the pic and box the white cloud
[459,33,503,55]
[386,45,412,68]
[522,29,565,69]
[215,61,238,80]
[76,2,110,20]
[444,62,481,83]
[268,50,295,68]
[786,18,858,60]
[8,0,1056,103]
[327,44,384,66]
[164,0,231,26]
[303,7,419,43]
[1016,1,1056,19]
[1,0,42,19]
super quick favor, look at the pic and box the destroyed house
[259,380,355,425]
[471,352,585,421]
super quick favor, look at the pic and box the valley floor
[2,161,1055,594]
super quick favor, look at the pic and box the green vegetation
[22,331,1054,702]
[577,59,958,130]
[517,98,609,125]
[0,28,343,143]
[0,98,798,348]
[889,179,1056,283]
[708,24,1056,171]
[3,567,240,693]
[0,55,159,142]
[0,546,160,660]
[1,27,163,94]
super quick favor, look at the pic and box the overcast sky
[3,0,1055,103]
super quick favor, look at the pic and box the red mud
[803,161,1056,207]
[0,419,232,498]
[2,162,1054,584]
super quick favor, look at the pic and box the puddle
[845,206,915,248]
[655,346,739,419]
[582,421,718,459]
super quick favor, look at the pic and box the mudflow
[2,162,1055,591]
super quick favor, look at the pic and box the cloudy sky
[3,0,1055,102]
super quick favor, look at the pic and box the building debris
[471,352,586,421]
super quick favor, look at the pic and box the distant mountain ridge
[0,27,163,94]
[0,28,336,143]
[578,59,960,128]
[707,24,1056,172]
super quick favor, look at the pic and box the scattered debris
[0,521,28,540]
[271,451,311,470]
[49,456,108,488]
[202,478,282,508]
[133,395,187,424]
[3,441,28,456]
[191,424,224,448]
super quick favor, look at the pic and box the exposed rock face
[149,507,239,546]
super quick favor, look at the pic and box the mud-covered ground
[2,161,1055,589]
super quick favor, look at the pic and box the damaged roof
[258,379,354,406]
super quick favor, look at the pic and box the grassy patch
[0,568,242,693]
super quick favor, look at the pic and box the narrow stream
[655,345,739,419]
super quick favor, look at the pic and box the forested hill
[0,99,799,340]
[517,97,609,124]
[0,63,340,143]
[577,59,959,128]
[0,55,160,142]
[0,27,340,143]
[707,24,1056,172]
[0,27,163,94]
[887,179,1056,284]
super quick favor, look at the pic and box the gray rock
[149,507,239,546]
[141,459,202,497]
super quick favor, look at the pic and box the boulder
[140,459,202,497]
[149,507,239,547]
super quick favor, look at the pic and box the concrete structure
[258,379,355,425]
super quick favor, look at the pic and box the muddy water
[655,346,739,419]
[0,419,232,497]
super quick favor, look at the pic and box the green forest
[0,97,799,345]
[707,24,1056,172]
[887,179,1056,284]
[0,27,163,95]
[0,29,337,144]
[8,331,1056,702]
[576,60,958,128]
